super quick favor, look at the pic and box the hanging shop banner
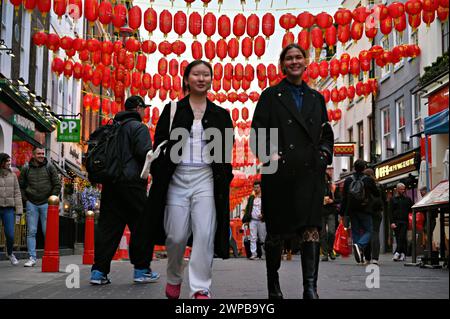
[375,152,418,181]
[57,119,81,143]
[333,143,355,157]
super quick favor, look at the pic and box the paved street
[0,253,448,299]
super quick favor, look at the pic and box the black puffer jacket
[113,111,152,186]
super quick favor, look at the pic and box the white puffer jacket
[0,168,23,214]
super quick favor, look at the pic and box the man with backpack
[19,147,61,267]
[341,159,380,264]
[88,96,160,285]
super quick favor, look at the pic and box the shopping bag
[408,212,425,232]
[333,222,352,257]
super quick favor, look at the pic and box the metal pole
[425,135,431,192]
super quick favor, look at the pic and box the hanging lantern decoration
[388,2,405,23]
[338,86,347,102]
[333,108,342,121]
[337,24,351,45]
[60,36,73,53]
[142,73,152,90]
[51,57,65,76]
[373,3,390,21]
[85,0,99,25]
[218,15,231,39]
[242,77,251,91]
[192,41,203,60]
[24,0,37,13]
[216,39,228,61]
[173,75,182,92]
[79,49,90,63]
[350,22,364,42]
[244,64,255,82]
[247,14,260,39]
[136,54,147,72]
[144,8,157,36]
[101,40,113,55]
[83,93,93,111]
[91,96,100,113]
[125,38,140,53]
[37,0,51,18]
[98,1,112,27]
[233,63,243,81]
[151,107,160,124]
[322,89,330,104]
[297,11,315,29]
[267,64,277,81]
[327,109,334,122]
[262,13,275,39]
[228,38,239,61]
[330,88,339,105]
[113,40,123,54]
[224,63,234,81]
[162,74,172,91]
[380,17,393,36]
[158,58,168,76]
[73,62,83,80]
[308,62,320,80]
[352,6,371,23]
[311,27,324,60]
[174,11,187,38]
[169,59,179,77]
[142,40,157,55]
[319,61,329,80]
[316,12,333,29]
[68,0,82,20]
[213,79,221,92]
[437,6,449,22]
[282,31,295,49]
[241,106,249,121]
[232,78,241,91]
[153,74,162,90]
[279,13,297,33]
[203,12,217,40]
[33,31,48,46]
[53,0,67,20]
[214,63,223,81]
[329,59,340,80]
[205,40,216,62]
[180,60,189,76]
[112,4,127,29]
[158,41,172,56]
[355,81,364,96]
[189,12,202,39]
[242,37,253,61]
[439,0,449,8]
[298,29,310,51]
[405,0,423,16]
[347,85,355,101]
[408,13,422,31]
[334,8,352,26]
[172,40,186,57]
[159,88,168,101]
[87,38,101,52]
[254,36,265,60]
[369,45,384,59]
[365,15,378,40]
[340,58,349,77]
[325,25,337,50]
[350,57,360,80]
[359,51,371,76]
[47,33,61,52]
[231,108,239,121]
[128,6,142,31]
[248,91,259,103]
[63,60,73,78]
[394,13,407,36]
[223,78,231,92]
[423,0,439,11]
[422,10,436,27]
[233,13,246,39]
[160,10,173,38]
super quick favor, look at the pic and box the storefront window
[396,97,407,153]
[382,107,391,159]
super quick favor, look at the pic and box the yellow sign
[375,152,417,181]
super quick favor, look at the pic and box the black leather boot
[301,241,320,299]
[265,235,283,299]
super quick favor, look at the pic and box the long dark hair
[182,60,213,93]
[0,153,10,169]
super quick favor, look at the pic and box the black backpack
[347,174,368,210]
[85,118,133,184]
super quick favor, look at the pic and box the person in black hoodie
[389,182,413,262]
[90,96,159,285]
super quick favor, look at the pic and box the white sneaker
[371,259,379,265]
[392,252,400,261]
[24,257,36,267]
[8,254,19,266]
[399,253,406,261]
[249,254,258,260]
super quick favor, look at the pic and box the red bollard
[82,210,95,265]
[42,196,60,272]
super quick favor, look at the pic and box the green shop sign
[12,114,35,138]
[57,119,81,143]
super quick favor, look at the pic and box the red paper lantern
[329,59,340,80]
[222,78,231,92]
[388,1,405,21]
[136,54,147,72]
[365,16,378,40]
[180,60,189,76]
[159,88,168,101]
[233,14,246,39]
[405,0,423,15]
[279,13,297,32]
[244,64,255,82]
[233,63,243,81]
[297,11,315,28]
[51,57,65,76]
[242,78,251,91]
[355,81,364,96]
[153,74,162,90]
[142,40,157,55]
[253,36,265,60]
[231,108,239,121]
[63,60,73,78]
[174,11,187,38]
[242,37,253,60]
[308,62,319,80]
[241,106,249,120]
[216,39,228,61]
[173,76,182,92]
[214,63,223,81]
[347,85,355,100]
[369,45,384,59]
[319,61,329,79]
[205,40,216,62]
[422,10,436,26]
[158,41,172,56]
[439,0,449,8]
[248,91,259,103]
[128,6,142,31]
[112,4,127,29]
[73,62,83,80]
[267,64,277,81]
[338,24,351,45]
[340,59,349,76]
[316,12,333,29]
[437,6,449,22]
[228,92,238,104]
[47,34,60,52]
[256,63,266,81]
[24,0,37,13]
[247,14,260,39]
[350,22,364,42]
[258,79,267,90]
[83,93,93,111]
[334,8,352,25]
[380,18,393,35]
[218,15,231,39]
[338,87,347,102]
[327,109,334,121]
[333,108,342,121]
[162,75,172,91]
[53,0,67,20]
[33,32,47,46]
[322,89,330,103]
[331,88,339,104]
[189,12,202,39]
[144,8,157,36]
[228,38,239,61]
[350,57,360,78]
[125,38,140,53]
[224,63,234,80]
[213,79,221,92]
[423,0,439,11]
[98,1,112,26]
[85,0,99,24]
[282,32,295,49]
[311,27,324,58]
[232,78,241,91]
[298,29,311,51]
[37,0,51,17]
[142,73,152,90]
[325,25,337,49]
[79,49,90,63]
[192,41,203,60]
[352,6,371,23]
[172,40,186,57]
[160,10,173,37]
[203,12,217,40]
[394,14,407,34]
[262,13,275,39]
[408,14,422,30]
[169,59,179,77]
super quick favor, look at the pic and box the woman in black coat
[251,44,334,299]
[147,60,234,299]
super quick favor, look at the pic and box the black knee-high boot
[301,241,320,299]
[265,235,283,299]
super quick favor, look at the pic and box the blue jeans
[26,202,48,259]
[351,213,373,249]
[0,207,15,255]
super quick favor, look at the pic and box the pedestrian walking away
[0,153,23,266]
[89,95,160,285]
[251,44,334,299]
[19,147,61,267]
[147,60,234,299]
[320,171,339,262]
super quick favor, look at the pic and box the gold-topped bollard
[42,196,60,272]
[83,210,95,265]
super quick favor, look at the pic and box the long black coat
[251,79,334,234]
[148,95,234,259]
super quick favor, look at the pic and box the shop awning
[51,160,71,179]
[424,108,449,135]
[378,171,419,187]
[64,160,88,180]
